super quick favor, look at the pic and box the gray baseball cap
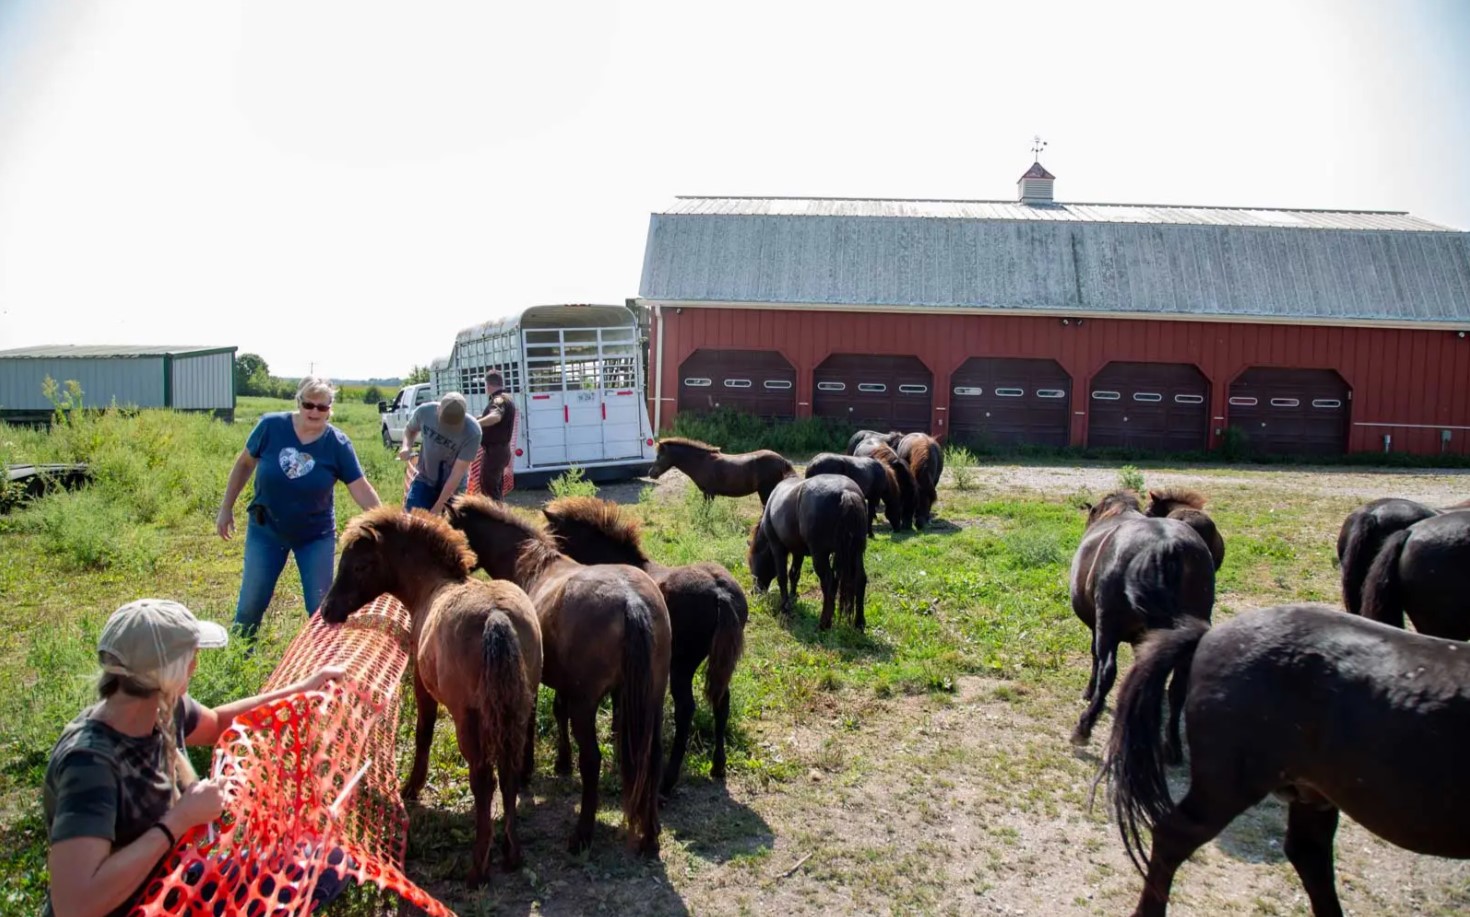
[439,392,468,428]
[97,599,229,676]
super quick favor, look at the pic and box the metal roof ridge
[667,194,1416,217]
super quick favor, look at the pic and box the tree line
[235,354,429,405]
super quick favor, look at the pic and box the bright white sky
[1,0,1467,379]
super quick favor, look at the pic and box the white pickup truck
[377,383,434,448]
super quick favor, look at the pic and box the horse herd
[318,437,1470,916]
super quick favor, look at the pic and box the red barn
[635,164,1470,457]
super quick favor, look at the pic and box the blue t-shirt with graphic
[246,413,363,544]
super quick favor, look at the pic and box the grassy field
[1,400,1467,915]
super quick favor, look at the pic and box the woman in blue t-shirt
[216,377,381,636]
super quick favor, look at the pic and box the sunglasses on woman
[300,400,333,413]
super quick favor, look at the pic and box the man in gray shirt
[400,392,482,514]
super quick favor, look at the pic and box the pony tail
[703,581,748,709]
[1360,529,1410,629]
[836,492,868,625]
[616,596,664,856]
[481,610,532,780]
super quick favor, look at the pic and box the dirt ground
[427,464,1470,916]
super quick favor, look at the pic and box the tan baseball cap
[439,392,467,428]
[97,599,229,676]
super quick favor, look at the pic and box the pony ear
[1080,501,1093,512]
[1147,489,1161,500]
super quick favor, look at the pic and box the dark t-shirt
[246,413,364,545]
[480,389,517,447]
[42,696,203,917]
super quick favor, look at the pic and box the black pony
[853,438,917,530]
[1337,496,1469,616]
[846,429,903,454]
[748,474,868,630]
[1069,491,1215,758]
[1360,508,1470,639]
[805,452,901,536]
[541,496,747,797]
[1105,605,1470,916]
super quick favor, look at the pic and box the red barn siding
[648,306,1470,457]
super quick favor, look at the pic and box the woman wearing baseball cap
[42,599,344,917]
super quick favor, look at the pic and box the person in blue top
[216,377,381,636]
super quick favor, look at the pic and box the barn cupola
[1018,160,1056,205]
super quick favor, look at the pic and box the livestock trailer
[0,344,237,424]
[431,304,657,484]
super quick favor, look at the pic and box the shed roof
[0,344,234,359]
[639,197,1470,327]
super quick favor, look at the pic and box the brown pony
[319,507,542,883]
[648,437,795,504]
[853,438,917,530]
[542,496,747,797]
[1070,491,1215,760]
[445,495,671,856]
[896,432,944,527]
[1144,488,1226,571]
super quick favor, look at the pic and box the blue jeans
[234,517,336,638]
[405,476,463,513]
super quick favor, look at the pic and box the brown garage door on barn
[813,354,932,431]
[678,349,797,420]
[1227,367,1349,456]
[949,357,1072,448]
[1088,362,1210,452]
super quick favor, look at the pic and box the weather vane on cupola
[1031,135,1047,162]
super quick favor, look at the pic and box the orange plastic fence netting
[129,596,455,917]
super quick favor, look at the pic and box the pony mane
[1089,490,1143,522]
[342,505,476,576]
[543,496,650,565]
[658,436,721,455]
[746,520,764,569]
[449,493,564,580]
[1145,487,1208,517]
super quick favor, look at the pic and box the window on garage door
[1227,367,1349,456]
[677,349,797,420]
[813,354,932,431]
[1087,362,1209,453]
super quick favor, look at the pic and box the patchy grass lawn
[2,403,1468,915]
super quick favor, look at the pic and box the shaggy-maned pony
[896,432,943,527]
[320,507,543,883]
[1360,508,1470,640]
[846,429,904,455]
[445,495,671,856]
[1337,497,1470,615]
[748,474,868,630]
[541,496,747,797]
[853,438,916,530]
[1104,605,1470,916]
[805,452,901,536]
[1069,491,1215,758]
[1143,488,1226,571]
[648,437,794,504]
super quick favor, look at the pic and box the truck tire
[381,425,393,448]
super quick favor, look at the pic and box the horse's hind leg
[1135,785,1259,917]
[1283,802,1344,917]
[453,716,495,885]
[812,552,836,630]
[553,692,573,776]
[1164,667,1188,766]
[568,699,603,854]
[788,552,805,608]
[1082,640,1100,702]
[497,730,525,871]
[401,669,438,802]
[711,682,731,781]
[661,660,699,799]
[1072,623,1120,747]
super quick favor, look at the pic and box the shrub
[945,446,979,490]
[548,466,597,499]
[1117,464,1145,493]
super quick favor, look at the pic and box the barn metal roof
[653,196,1460,232]
[640,197,1470,326]
[0,344,234,358]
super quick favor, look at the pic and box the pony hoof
[1070,727,1092,747]
[568,830,593,854]
[554,759,573,777]
[501,850,523,872]
[466,866,489,887]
